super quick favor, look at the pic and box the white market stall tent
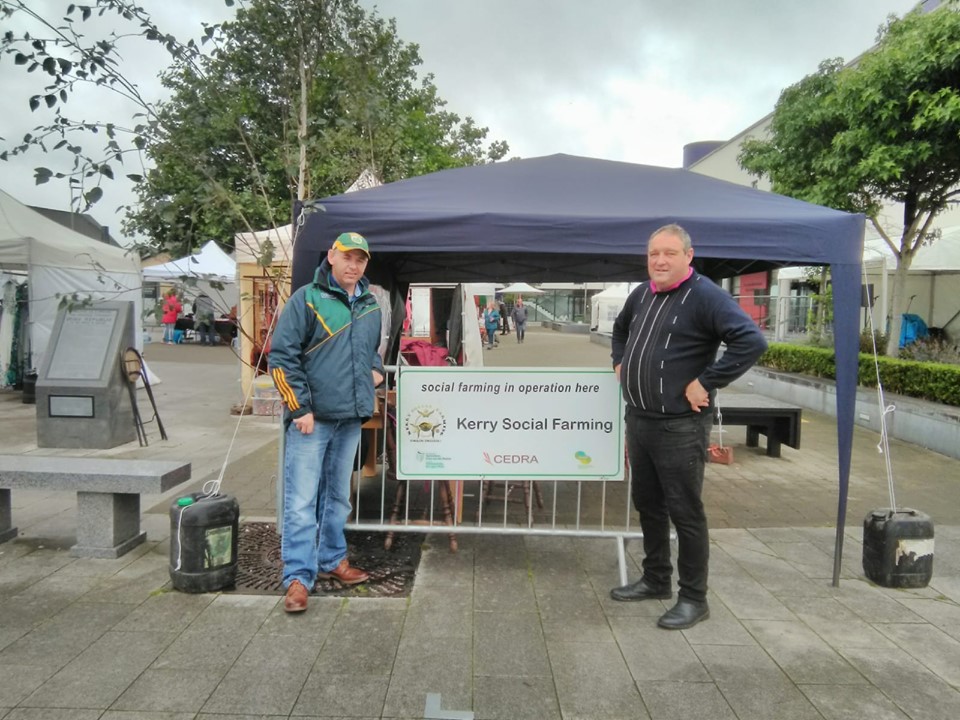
[590,283,631,334]
[0,188,142,374]
[499,281,544,295]
[861,225,960,339]
[776,223,960,341]
[142,239,239,319]
[142,239,236,282]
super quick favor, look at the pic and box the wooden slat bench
[0,455,191,558]
[715,393,802,458]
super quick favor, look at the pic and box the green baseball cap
[332,231,370,257]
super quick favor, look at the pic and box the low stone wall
[544,321,591,334]
[734,368,960,461]
[590,331,960,460]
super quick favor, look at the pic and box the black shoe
[610,577,672,602]
[657,599,709,630]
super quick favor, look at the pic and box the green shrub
[758,343,960,407]
[900,337,960,364]
[858,329,888,355]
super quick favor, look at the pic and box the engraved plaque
[46,308,118,380]
[49,395,95,418]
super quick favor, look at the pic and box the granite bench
[715,393,802,458]
[0,455,191,558]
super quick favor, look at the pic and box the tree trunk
[816,267,828,340]
[297,43,308,202]
[884,259,913,357]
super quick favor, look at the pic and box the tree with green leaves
[738,2,960,357]
[125,0,508,255]
[0,0,213,220]
[1,0,508,259]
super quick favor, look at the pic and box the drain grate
[231,522,422,598]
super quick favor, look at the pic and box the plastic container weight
[862,508,934,589]
[169,492,240,593]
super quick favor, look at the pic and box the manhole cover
[230,522,422,598]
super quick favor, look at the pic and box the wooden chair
[479,480,544,525]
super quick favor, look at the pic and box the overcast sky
[0,0,921,245]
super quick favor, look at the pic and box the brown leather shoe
[317,558,369,586]
[283,579,308,613]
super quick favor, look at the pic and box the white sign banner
[396,367,623,480]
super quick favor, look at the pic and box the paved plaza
[1,326,959,719]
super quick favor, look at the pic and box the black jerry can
[169,492,240,593]
[862,508,934,589]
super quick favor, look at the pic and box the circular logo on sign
[405,406,447,439]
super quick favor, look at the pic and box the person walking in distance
[483,300,500,349]
[512,298,528,343]
[269,231,384,614]
[609,223,767,629]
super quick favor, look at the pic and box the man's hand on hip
[685,379,710,413]
[293,414,314,434]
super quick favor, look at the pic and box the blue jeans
[625,412,712,602]
[282,417,361,589]
[197,322,216,345]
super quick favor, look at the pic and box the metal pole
[275,422,285,531]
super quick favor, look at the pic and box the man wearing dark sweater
[610,224,767,629]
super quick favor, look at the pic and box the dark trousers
[197,322,216,345]
[625,412,712,602]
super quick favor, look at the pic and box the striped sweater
[611,273,767,417]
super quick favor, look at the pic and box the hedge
[757,343,960,407]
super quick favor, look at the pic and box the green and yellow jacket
[269,260,383,421]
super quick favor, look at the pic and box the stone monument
[36,301,137,448]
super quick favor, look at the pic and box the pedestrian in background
[483,300,500,349]
[193,294,216,346]
[512,298,528,343]
[161,289,182,344]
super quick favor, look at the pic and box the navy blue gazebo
[293,154,865,584]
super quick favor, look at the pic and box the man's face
[327,247,369,290]
[647,231,693,289]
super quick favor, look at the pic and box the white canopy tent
[142,240,238,318]
[499,281,544,295]
[234,223,294,267]
[776,224,960,339]
[589,283,631,334]
[143,240,236,282]
[0,188,142,373]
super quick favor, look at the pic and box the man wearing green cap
[269,231,384,613]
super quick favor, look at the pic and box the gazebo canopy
[293,154,866,584]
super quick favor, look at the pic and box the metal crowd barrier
[342,366,645,585]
